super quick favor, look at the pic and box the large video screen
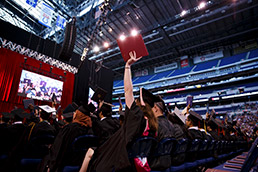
[17,70,64,103]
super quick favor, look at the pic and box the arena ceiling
[1,0,258,77]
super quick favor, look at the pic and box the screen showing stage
[17,70,64,103]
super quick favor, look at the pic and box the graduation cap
[91,87,107,103]
[207,117,221,129]
[11,108,26,120]
[1,112,14,120]
[141,88,156,107]
[39,105,56,114]
[187,110,203,125]
[63,102,79,114]
[23,99,35,109]
[62,112,74,120]
[174,107,186,124]
[117,34,149,62]
[77,103,94,116]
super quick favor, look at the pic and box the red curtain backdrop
[0,48,74,113]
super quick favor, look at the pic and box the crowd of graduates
[0,52,257,172]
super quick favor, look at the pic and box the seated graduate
[199,115,213,141]
[185,110,205,140]
[39,103,95,172]
[29,105,57,138]
[150,95,177,140]
[62,102,79,125]
[86,51,158,172]
[6,108,27,152]
[168,106,189,139]
[206,117,222,141]
[92,101,120,145]
[0,112,13,154]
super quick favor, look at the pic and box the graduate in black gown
[147,95,182,170]
[199,118,213,142]
[206,117,221,141]
[87,51,157,172]
[185,110,204,140]
[0,112,13,154]
[6,108,27,153]
[92,101,120,145]
[150,94,176,140]
[29,105,57,138]
[39,104,94,172]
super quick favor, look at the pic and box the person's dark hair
[188,116,199,126]
[139,103,158,132]
[100,104,112,117]
[40,111,51,120]
[207,120,217,130]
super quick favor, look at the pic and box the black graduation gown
[0,123,9,154]
[30,121,57,138]
[157,116,175,141]
[148,116,177,171]
[6,122,26,152]
[208,130,221,141]
[89,101,146,172]
[200,129,213,141]
[93,117,120,145]
[174,124,187,140]
[39,122,94,172]
[187,127,204,140]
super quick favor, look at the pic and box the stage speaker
[59,17,77,62]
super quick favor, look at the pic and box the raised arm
[124,51,142,109]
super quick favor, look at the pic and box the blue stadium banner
[26,0,38,8]
[38,3,54,28]
[56,15,66,29]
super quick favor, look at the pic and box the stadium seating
[133,74,155,84]
[19,134,55,172]
[168,66,194,78]
[206,137,258,172]
[219,52,247,67]
[249,49,258,59]
[193,59,219,72]
[149,70,173,82]
[113,49,258,90]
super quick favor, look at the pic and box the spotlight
[181,10,187,16]
[131,29,138,36]
[108,28,112,32]
[103,42,109,48]
[198,2,206,9]
[119,34,126,41]
[93,46,100,52]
